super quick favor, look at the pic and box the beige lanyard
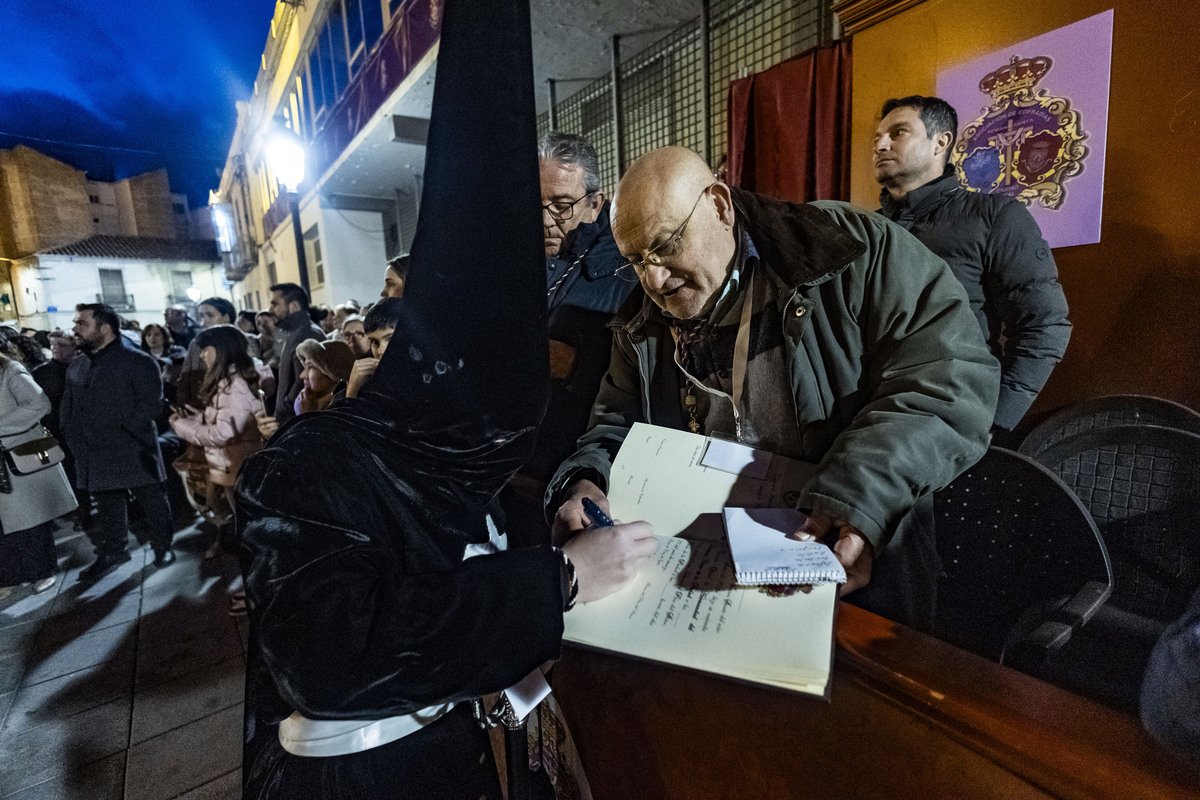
[674,270,755,442]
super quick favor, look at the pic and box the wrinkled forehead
[539,159,587,199]
[612,183,692,251]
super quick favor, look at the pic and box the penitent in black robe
[235,0,562,796]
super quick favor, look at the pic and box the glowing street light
[265,128,310,294]
[266,129,306,192]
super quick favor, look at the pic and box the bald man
[547,146,1001,628]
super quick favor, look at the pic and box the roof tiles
[41,235,219,263]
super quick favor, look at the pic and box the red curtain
[726,40,853,203]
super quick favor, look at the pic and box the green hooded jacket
[548,189,1000,554]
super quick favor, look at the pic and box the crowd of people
[0,100,1084,795]
[0,257,407,601]
[2,0,1194,787]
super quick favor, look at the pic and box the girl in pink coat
[170,325,264,540]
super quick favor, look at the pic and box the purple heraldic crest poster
[937,10,1113,248]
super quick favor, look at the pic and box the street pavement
[0,519,245,799]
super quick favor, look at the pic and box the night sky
[0,0,276,208]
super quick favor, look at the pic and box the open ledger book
[562,423,839,698]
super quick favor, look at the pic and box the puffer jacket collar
[878,164,960,222]
[559,202,623,280]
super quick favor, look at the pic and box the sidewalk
[0,520,246,799]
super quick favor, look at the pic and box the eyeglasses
[542,191,598,222]
[618,184,713,275]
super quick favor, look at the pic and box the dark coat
[530,206,640,481]
[60,337,167,491]
[237,401,564,720]
[880,165,1071,430]
[31,357,73,437]
[168,321,199,351]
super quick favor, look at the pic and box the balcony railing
[222,245,258,283]
[262,191,292,238]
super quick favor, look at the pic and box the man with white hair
[501,132,639,547]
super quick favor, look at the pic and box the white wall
[17,255,229,331]
[231,195,388,313]
[314,205,387,308]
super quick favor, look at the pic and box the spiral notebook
[723,507,847,586]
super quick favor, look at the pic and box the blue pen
[581,497,614,528]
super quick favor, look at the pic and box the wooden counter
[553,604,1198,799]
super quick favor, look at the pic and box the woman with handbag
[169,325,264,555]
[0,349,78,600]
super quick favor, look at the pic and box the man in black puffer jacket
[874,95,1071,435]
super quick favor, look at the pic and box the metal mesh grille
[621,23,705,169]
[536,0,830,194]
[538,78,617,193]
[709,0,828,172]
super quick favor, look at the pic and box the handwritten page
[723,507,847,586]
[564,424,837,695]
[563,535,837,695]
[607,423,816,543]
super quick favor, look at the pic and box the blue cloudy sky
[0,0,276,205]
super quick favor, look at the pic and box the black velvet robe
[236,0,558,795]
[237,400,564,797]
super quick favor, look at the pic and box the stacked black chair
[1031,425,1200,623]
[1027,424,1200,710]
[932,446,1112,672]
[1019,394,1200,462]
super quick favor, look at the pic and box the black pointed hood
[350,0,548,507]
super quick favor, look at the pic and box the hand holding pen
[582,497,614,528]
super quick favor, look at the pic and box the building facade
[212,0,436,313]
[16,237,224,332]
[212,0,839,314]
[0,145,224,328]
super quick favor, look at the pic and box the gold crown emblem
[979,55,1053,97]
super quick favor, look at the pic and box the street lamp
[266,128,310,295]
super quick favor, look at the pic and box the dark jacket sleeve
[59,363,77,448]
[797,208,999,547]
[116,353,164,445]
[239,450,565,720]
[984,200,1072,430]
[31,362,62,433]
